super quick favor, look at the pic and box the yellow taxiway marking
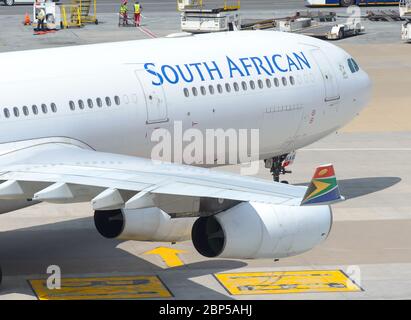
[144,246,187,268]
[29,275,172,300]
[215,270,362,295]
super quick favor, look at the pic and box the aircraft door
[135,70,169,124]
[310,49,340,102]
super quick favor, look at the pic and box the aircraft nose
[362,69,372,92]
[357,69,372,111]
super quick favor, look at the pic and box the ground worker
[120,0,129,26]
[134,1,142,27]
[36,7,46,31]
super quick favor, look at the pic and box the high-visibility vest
[120,4,128,14]
[37,9,45,20]
[134,3,141,14]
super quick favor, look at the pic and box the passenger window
[41,104,48,113]
[274,78,280,87]
[23,106,29,116]
[217,84,223,94]
[290,76,295,86]
[266,79,272,88]
[192,87,198,96]
[249,80,255,90]
[69,101,75,110]
[32,105,38,115]
[87,99,94,108]
[241,81,247,90]
[200,86,206,95]
[208,85,215,95]
[78,100,85,109]
[114,96,121,105]
[105,97,111,106]
[225,83,231,93]
[233,82,239,92]
[3,108,10,118]
[258,79,264,89]
[96,98,103,107]
[51,103,57,113]
[282,77,288,86]
[183,88,189,97]
[13,107,19,117]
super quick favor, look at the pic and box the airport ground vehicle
[2,0,58,6]
[305,0,399,7]
[400,0,411,41]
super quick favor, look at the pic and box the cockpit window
[348,59,356,73]
[348,58,360,73]
[351,58,360,72]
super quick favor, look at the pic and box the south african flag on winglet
[301,164,344,206]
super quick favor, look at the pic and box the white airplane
[0,31,370,283]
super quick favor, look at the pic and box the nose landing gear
[265,152,296,183]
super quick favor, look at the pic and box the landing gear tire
[340,0,354,7]
[265,154,292,182]
[4,0,15,6]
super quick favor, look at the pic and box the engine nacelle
[94,208,196,242]
[192,202,332,259]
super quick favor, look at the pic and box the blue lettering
[263,56,275,74]
[272,54,288,73]
[250,56,272,76]
[189,62,206,81]
[176,64,194,83]
[203,61,223,80]
[226,56,245,78]
[144,63,163,86]
[293,51,311,70]
[286,54,300,71]
[145,52,310,86]
[161,65,179,84]
[239,57,253,76]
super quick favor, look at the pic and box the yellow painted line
[215,270,362,295]
[29,275,172,300]
[144,246,187,268]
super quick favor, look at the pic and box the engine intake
[192,202,332,259]
[94,207,196,242]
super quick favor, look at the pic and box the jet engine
[94,207,196,242]
[191,202,332,259]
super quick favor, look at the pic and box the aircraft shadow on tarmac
[0,217,246,299]
[298,176,401,200]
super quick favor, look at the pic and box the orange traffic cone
[24,13,31,26]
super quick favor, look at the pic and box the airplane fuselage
[0,31,370,165]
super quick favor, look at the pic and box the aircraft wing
[0,140,339,214]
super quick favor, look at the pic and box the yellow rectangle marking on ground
[29,275,172,300]
[215,270,362,295]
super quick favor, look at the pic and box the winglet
[301,164,344,206]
